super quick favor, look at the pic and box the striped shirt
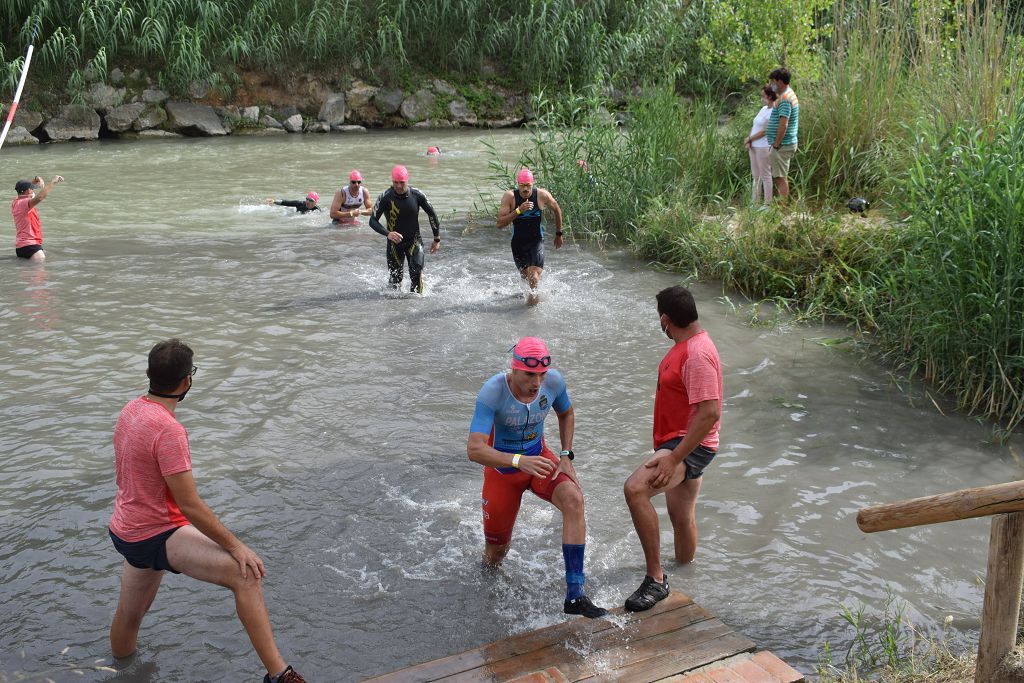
[766,87,799,147]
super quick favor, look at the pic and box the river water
[0,130,1020,682]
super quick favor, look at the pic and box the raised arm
[29,175,63,208]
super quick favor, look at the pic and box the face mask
[149,376,191,402]
[771,84,779,93]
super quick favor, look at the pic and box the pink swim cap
[306,191,319,202]
[427,146,439,155]
[511,337,551,373]
[392,165,410,182]
[517,168,534,184]
[349,169,363,181]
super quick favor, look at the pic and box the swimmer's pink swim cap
[511,337,551,373]
[349,169,363,181]
[306,191,319,203]
[517,168,534,184]
[427,146,440,155]
[391,165,410,182]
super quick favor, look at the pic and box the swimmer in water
[264,192,321,214]
[330,170,372,225]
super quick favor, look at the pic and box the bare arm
[539,189,562,232]
[29,175,62,208]
[360,187,373,216]
[467,432,555,478]
[645,399,720,488]
[164,470,265,578]
[555,405,574,451]
[329,190,345,221]
[496,191,519,228]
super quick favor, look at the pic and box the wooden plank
[368,593,697,682]
[440,606,723,682]
[750,652,804,682]
[599,628,755,682]
[857,480,1024,533]
[703,668,747,683]
[975,511,1024,683]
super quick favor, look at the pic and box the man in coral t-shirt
[108,339,305,683]
[10,174,62,262]
[623,285,723,612]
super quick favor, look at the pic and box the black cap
[14,179,32,193]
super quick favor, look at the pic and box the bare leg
[29,250,45,262]
[623,451,688,582]
[110,561,164,658]
[165,525,287,677]
[549,480,585,544]
[665,477,703,564]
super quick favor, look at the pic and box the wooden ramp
[367,591,805,682]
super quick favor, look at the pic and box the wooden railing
[857,480,1024,682]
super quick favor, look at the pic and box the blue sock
[563,543,585,601]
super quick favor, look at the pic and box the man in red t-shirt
[623,285,723,611]
[10,174,62,261]
[108,340,304,683]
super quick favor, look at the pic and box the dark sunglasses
[512,352,550,368]
[350,180,362,184]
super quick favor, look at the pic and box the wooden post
[975,511,1024,683]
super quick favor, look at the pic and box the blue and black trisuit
[511,189,544,271]
[369,187,440,293]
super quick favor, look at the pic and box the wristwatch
[559,449,574,460]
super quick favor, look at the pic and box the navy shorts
[109,526,184,573]
[511,240,544,270]
[16,244,43,259]
[656,438,716,480]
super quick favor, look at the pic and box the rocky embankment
[2,71,542,145]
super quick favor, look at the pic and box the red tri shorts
[481,444,575,545]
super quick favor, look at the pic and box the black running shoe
[624,575,670,612]
[263,665,306,683]
[564,595,609,618]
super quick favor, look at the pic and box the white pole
[0,43,36,152]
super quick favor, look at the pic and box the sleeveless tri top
[511,188,543,248]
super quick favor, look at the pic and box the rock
[134,129,182,139]
[400,89,435,123]
[10,108,43,132]
[84,82,125,113]
[332,124,367,133]
[261,114,284,129]
[165,101,228,136]
[277,105,300,119]
[142,89,169,104]
[304,121,331,133]
[133,105,167,131]
[105,102,146,133]
[448,99,478,126]
[43,104,102,141]
[481,116,523,129]
[431,79,457,96]
[3,126,38,145]
[412,119,455,129]
[374,88,404,115]
[109,68,124,84]
[216,105,241,121]
[614,111,631,126]
[318,93,347,126]
[346,82,378,110]
[241,106,260,122]
[188,80,210,99]
[283,113,304,132]
[233,127,287,136]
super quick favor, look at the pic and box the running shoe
[624,575,670,612]
[563,595,609,618]
[263,665,306,683]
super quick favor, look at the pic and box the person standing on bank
[468,337,608,618]
[744,85,777,205]
[496,168,564,295]
[11,175,62,261]
[369,165,441,293]
[765,67,799,202]
[622,286,722,612]
[107,339,305,683]
[330,169,372,226]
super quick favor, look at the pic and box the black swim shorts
[15,244,43,259]
[109,526,184,573]
[511,240,545,270]
[655,438,716,480]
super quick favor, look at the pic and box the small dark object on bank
[847,197,870,213]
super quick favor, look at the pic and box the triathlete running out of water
[368,165,441,293]
[330,170,372,226]
[496,168,564,295]
[264,192,321,214]
[467,337,608,619]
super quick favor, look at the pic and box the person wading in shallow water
[330,169,372,225]
[495,168,564,302]
[368,165,441,293]
[107,339,305,683]
[467,337,608,619]
[11,174,63,261]
[622,286,723,612]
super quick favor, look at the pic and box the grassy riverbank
[501,0,1024,440]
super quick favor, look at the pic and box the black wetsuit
[511,189,544,270]
[275,200,321,214]
[369,187,440,293]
